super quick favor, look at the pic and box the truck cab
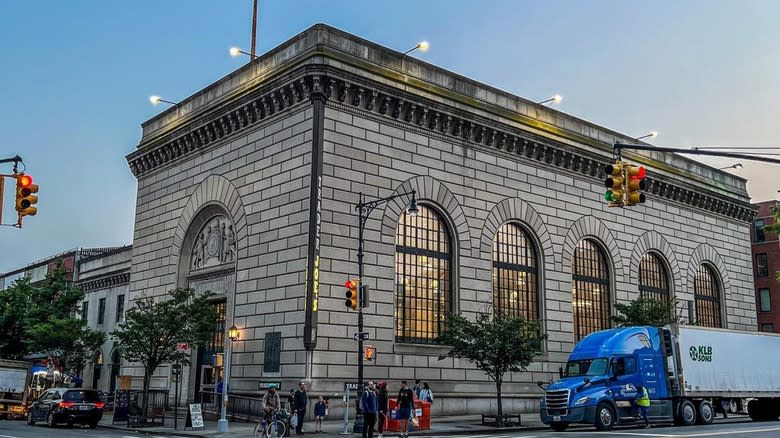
[540,326,673,431]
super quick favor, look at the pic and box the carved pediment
[191,216,236,271]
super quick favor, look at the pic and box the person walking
[314,396,327,433]
[418,383,433,404]
[361,382,378,438]
[376,382,388,438]
[396,381,415,438]
[293,382,308,435]
[412,380,422,400]
[633,384,650,428]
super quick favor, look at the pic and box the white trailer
[0,359,32,419]
[671,325,780,420]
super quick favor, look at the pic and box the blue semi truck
[540,324,780,431]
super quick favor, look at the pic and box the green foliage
[0,263,104,375]
[112,288,217,410]
[611,297,680,327]
[437,312,545,416]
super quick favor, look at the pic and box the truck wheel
[696,400,714,425]
[595,402,616,431]
[551,422,568,432]
[678,400,697,426]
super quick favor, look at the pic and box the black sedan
[27,388,104,428]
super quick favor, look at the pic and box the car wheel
[595,402,616,431]
[678,400,697,426]
[697,400,714,425]
[551,422,568,432]
[46,411,57,428]
[27,410,35,425]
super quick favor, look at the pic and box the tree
[437,313,545,419]
[0,264,105,380]
[762,205,780,281]
[112,288,217,412]
[611,297,681,327]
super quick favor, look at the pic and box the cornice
[126,71,756,223]
[77,272,130,292]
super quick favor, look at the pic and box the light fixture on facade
[229,47,258,60]
[719,163,743,170]
[228,325,240,341]
[149,95,178,106]
[403,41,430,55]
[636,131,659,141]
[537,94,563,106]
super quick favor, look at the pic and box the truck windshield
[565,358,608,377]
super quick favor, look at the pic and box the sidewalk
[99,413,550,437]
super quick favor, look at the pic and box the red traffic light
[17,174,33,187]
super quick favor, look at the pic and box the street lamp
[537,94,563,105]
[352,190,417,432]
[719,163,743,170]
[403,41,430,55]
[636,131,659,141]
[229,46,258,60]
[149,95,178,106]
[216,325,240,433]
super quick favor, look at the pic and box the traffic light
[344,279,359,310]
[625,164,647,205]
[363,344,376,361]
[15,174,38,217]
[603,161,624,206]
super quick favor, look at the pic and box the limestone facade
[126,24,756,415]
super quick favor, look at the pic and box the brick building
[125,24,757,415]
[752,200,779,332]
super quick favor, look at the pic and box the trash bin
[386,399,403,432]
[417,400,432,430]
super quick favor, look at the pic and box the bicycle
[254,412,287,438]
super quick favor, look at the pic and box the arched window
[694,264,722,328]
[492,223,539,319]
[639,252,671,302]
[572,239,611,341]
[395,205,452,344]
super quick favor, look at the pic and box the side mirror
[558,367,564,379]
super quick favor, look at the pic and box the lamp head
[229,47,241,57]
[149,95,162,105]
[417,41,430,52]
[735,163,743,169]
[552,94,563,104]
[228,325,239,341]
[649,131,658,138]
[406,191,419,216]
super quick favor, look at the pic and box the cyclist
[262,384,282,424]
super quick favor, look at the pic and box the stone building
[125,24,757,415]
[751,200,779,332]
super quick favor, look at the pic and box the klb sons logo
[689,345,713,362]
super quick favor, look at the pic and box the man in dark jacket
[361,382,378,438]
[293,382,308,435]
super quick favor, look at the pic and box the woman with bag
[418,383,433,404]
[376,382,388,438]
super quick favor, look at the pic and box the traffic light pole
[613,143,780,165]
[353,190,416,433]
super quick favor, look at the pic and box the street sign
[258,381,283,390]
[344,382,359,391]
[353,332,370,341]
[176,342,190,352]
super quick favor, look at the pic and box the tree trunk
[142,366,152,415]
[496,376,503,418]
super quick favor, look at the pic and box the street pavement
[3,414,780,438]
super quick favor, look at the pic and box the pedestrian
[396,381,415,438]
[377,382,388,438]
[633,384,650,428]
[361,382,378,438]
[314,396,327,433]
[418,382,433,404]
[293,381,308,435]
[412,379,422,400]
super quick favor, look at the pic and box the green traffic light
[604,190,615,202]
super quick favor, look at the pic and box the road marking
[676,426,780,437]
[592,432,674,437]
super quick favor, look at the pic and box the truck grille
[545,389,570,415]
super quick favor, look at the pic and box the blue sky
[1,0,778,273]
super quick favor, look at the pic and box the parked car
[26,388,104,428]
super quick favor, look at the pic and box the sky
[1,0,779,273]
